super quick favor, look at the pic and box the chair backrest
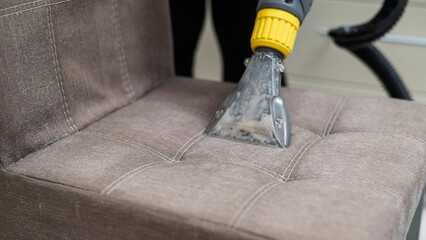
[0,0,174,168]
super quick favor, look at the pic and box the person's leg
[211,0,258,83]
[169,0,206,77]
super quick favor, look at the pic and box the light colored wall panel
[193,0,222,82]
[194,0,426,103]
[286,0,426,103]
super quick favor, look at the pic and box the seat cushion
[3,77,426,240]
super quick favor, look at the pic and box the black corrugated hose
[328,0,412,100]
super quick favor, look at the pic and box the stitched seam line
[2,169,274,240]
[292,125,321,138]
[282,138,321,181]
[84,132,172,162]
[281,137,320,178]
[172,130,205,161]
[7,166,404,226]
[4,77,174,168]
[175,134,205,162]
[233,97,349,226]
[46,0,78,133]
[0,0,43,12]
[87,130,206,195]
[0,0,72,19]
[219,160,281,180]
[102,162,166,195]
[229,173,405,228]
[233,94,414,227]
[112,0,135,101]
[326,97,347,136]
[322,97,345,137]
[229,181,280,228]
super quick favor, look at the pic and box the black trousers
[169,0,258,83]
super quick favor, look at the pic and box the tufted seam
[102,161,166,195]
[94,130,205,194]
[292,125,321,138]
[231,97,348,226]
[282,138,321,181]
[229,94,425,228]
[219,160,282,180]
[282,96,347,179]
[281,137,321,179]
[173,130,205,162]
[111,0,135,101]
[326,97,347,136]
[175,135,204,162]
[228,173,405,228]
[222,92,413,226]
[45,0,78,133]
[2,169,275,240]
[229,181,280,228]
[323,97,347,137]
[101,155,280,197]
[84,132,172,162]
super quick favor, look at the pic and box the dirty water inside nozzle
[204,50,291,148]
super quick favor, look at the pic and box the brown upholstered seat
[1,0,426,240]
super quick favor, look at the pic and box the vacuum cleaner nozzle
[204,49,291,148]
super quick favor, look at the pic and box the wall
[194,0,426,103]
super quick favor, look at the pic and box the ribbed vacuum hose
[329,0,408,47]
[350,44,411,99]
[328,0,411,100]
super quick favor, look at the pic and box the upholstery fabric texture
[1,0,426,240]
[0,0,173,168]
[2,77,426,240]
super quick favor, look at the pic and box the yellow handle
[251,8,300,58]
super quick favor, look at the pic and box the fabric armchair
[1,0,426,239]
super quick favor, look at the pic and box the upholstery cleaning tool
[205,0,312,148]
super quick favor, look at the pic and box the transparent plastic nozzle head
[205,49,291,148]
